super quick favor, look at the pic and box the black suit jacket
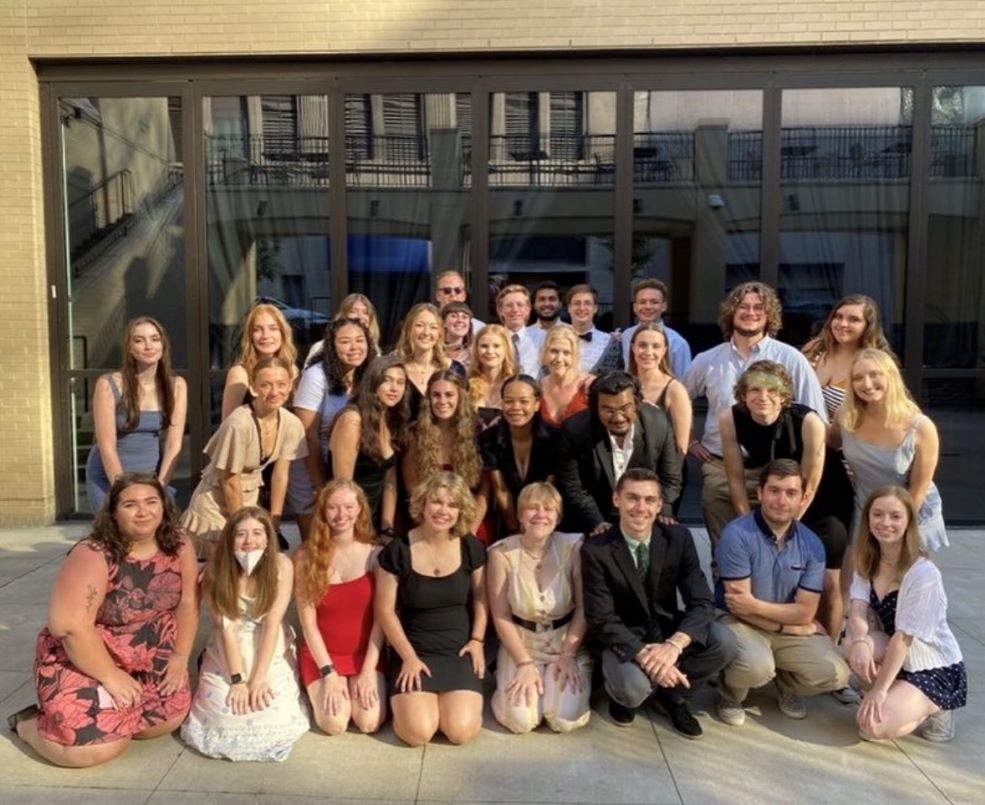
[580,522,714,663]
[556,403,681,531]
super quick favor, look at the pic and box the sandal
[7,703,38,733]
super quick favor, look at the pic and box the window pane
[346,92,473,346]
[921,379,983,522]
[61,95,188,512]
[778,88,912,353]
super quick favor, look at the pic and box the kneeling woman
[181,507,309,761]
[375,472,488,746]
[488,482,591,733]
[10,474,197,767]
[848,487,966,743]
[295,480,386,736]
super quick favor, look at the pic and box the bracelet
[469,636,484,644]
[516,660,535,668]
[560,649,577,658]
[665,639,685,654]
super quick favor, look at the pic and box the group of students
[7,274,967,766]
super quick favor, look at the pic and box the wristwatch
[319,664,336,678]
[230,673,244,685]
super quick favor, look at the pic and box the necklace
[418,538,445,576]
[520,538,549,571]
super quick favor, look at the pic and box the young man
[495,283,545,376]
[566,283,623,374]
[715,459,850,726]
[621,279,691,378]
[581,468,736,738]
[532,280,562,330]
[684,281,828,544]
[434,269,485,335]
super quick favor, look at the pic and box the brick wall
[2,0,984,523]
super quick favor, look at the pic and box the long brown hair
[802,294,896,365]
[89,472,182,563]
[297,480,376,604]
[628,322,672,377]
[233,303,298,378]
[412,370,482,490]
[334,355,409,461]
[854,486,924,581]
[119,317,176,432]
[335,293,381,347]
[204,507,281,621]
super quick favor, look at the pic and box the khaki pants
[718,614,850,705]
[701,459,759,546]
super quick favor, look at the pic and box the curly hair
[320,317,374,396]
[118,317,176,432]
[627,322,672,377]
[89,473,182,564]
[297,480,377,604]
[733,360,794,412]
[334,355,409,461]
[233,303,299,377]
[719,282,783,340]
[854,485,924,581]
[408,471,477,539]
[204,506,281,621]
[840,348,920,432]
[802,294,897,365]
[411,370,482,490]
[335,293,381,347]
[394,302,449,369]
[467,324,517,409]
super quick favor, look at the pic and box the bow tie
[578,331,593,342]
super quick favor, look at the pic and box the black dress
[479,414,561,507]
[377,533,487,695]
[327,448,398,528]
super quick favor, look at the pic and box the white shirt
[609,423,636,485]
[470,317,487,337]
[575,326,612,374]
[510,325,546,377]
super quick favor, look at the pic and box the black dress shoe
[608,699,636,726]
[7,703,38,733]
[652,691,702,739]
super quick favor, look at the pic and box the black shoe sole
[7,703,38,733]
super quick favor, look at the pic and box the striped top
[821,383,847,419]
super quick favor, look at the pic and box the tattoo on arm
[85,583,98,612]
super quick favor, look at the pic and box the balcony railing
[487,134,616,186]
[633,133,694,183]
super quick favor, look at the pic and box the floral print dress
[33,540,192,745]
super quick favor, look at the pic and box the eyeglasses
[438,286,465,296]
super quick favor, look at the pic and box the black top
[731,402,812,468]
[479,414,561,503]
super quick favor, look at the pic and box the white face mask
[234,549,265,576]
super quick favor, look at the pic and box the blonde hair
[540,324,582,380]
[854,486,923,581]
[298,480,376,604]
[516,482,563,520]
[467,324,517,409]
[394,302,449,369]
[409,471,477,539]
[335,293,381,347]
[841,348,919,432]
[204,507,281,621]
[234,304,298,378]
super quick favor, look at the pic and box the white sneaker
[777,691,808,719]
[832,685,861,705]
[919,710,955,743]
[716,696,746,726]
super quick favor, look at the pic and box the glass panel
[632,90,763,356]
[61,95,188,513]
[488,90,616,324]
[205,94,332,426]
[346,92,472,346]
[778,88,912,353]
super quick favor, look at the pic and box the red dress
[539,385,590,428]
[299,572,379,683]
[34,540,191,746]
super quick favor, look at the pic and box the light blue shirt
[684,335,827,456]
[622,321,692,378]
[511,325,546,377]
[576,326,613,374]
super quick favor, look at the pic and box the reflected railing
[633,133,695,183]
[488,134,616,186]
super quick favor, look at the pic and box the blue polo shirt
[715,510,825,609]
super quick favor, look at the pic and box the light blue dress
[841,418,948,551]
[84,375,163,512]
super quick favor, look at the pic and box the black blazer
[580,522,714,663]
[555,403,681,531]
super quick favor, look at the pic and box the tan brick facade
[2,1,984,524]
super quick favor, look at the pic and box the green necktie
[635,541,649,579]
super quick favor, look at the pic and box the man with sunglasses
[434,270,485,336]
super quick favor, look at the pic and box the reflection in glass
[488,91,616,327]
[921,380,983,522]
[632,90,763,354]
[61,96,187,512]
[346,93,472,345]
[778,88,912,351]
[205,94,332,424]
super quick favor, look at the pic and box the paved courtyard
[0,523,981,804]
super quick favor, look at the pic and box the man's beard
[733,322,765,338]
[538,312,560,323]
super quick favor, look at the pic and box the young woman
[182,356,307,558]
[538,324,591,428]
[831,349,947,552]
[393,302,462,419]
[328,355,409,533]
[403,370,488,536]
[10,474,197,767]
[467,324,518,429]
[628,322,692,457]
[441,301,475,370]
[181,507,309,761]
[375,472,488,747]
[294,481,386,736]
[85,317,187,512]
[488,482,591,734]
[848,487,966,742]
[305,294,382,367]
[221,304,299,420]
[288,318,374,540]
[479,375,561,534]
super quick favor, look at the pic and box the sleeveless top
[731,402,812,468]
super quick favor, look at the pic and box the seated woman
[294,480,386,736]
[9,473,197,767]
[328,355,409,533]
[403,370,489,541]
[441,301,475,370]
[468,324,518,429]
[538,324,592,427]
[719,360,848,638]
[480,375,561,534]
[848,486,966,743]
[181,508,309,761]
[182,356,307,559]
[375,471,488,747]
[85,316,187,512]
[488,482,591,734]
